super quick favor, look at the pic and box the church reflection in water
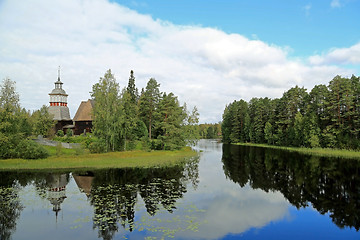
[46,174,68,217]
[73,172,94,197]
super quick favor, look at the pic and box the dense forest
[90,69,199,152]
[222,75,360,149]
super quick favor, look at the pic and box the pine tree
[273,86,308,146]
[126,70,138,104]
[307,84,329,146]
[248,98,269,143]
[264,121,274,145]
[351,75,360,144]
[302,112,321,148]
[121,90,138,150]
[221,103,233,144]
[139,78,161,140]
[121,71,140,150]
[155,92,186,149]
[293,112,304,147]
[230,101,242,143]
[325,76,354,148]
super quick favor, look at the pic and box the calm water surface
[1,139,359,239]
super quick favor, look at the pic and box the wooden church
[48,68,74,133]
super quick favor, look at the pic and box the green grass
[234,142,360,159]
[43,145,79,156]
[0,147,198,170]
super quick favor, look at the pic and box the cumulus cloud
[309,42,360,65]
[0,0,356,122]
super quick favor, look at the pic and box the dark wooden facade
[54,120,74,134]
[74,121,93,135]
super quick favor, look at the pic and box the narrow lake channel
[1,139,359,239]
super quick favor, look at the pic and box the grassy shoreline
[234,142,360,159]
[0,147,198,170]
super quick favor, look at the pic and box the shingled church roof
[73,99,94,121]
[49,106,71,121]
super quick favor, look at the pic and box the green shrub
[0,134,16,159]
[309,134,320,148]
[56,130,64,137]
[16,140,49,159]
[54,134,95,145]
[66,129,73,137]
[138,137,150,151]
[88,140,106,153]
[82,136,96,149]
[150,139,163,150]
[125,140,137,151]
[134,141,143,150]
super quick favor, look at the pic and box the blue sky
[116,0,360,56]
[0,0,359,123]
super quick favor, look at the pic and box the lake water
[1,139,359,240]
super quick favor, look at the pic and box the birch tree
[91,69,122,152]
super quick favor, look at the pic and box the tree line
[222,75,360,149]
[197,123,221,139]
[90,69,199,152]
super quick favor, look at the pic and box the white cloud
[331,0,341,8]
[185,187,289,239]
[309,42,360,65]
[0,0,356,123]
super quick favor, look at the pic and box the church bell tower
[48,67,73,132]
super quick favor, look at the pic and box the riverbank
[0,147,198,170]
[234,142,360,159]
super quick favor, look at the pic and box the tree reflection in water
[222,144,360,231]
[0,171,71,240]
[0,156,199,240]
[0,173,24,240]
[73,156,199,240]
